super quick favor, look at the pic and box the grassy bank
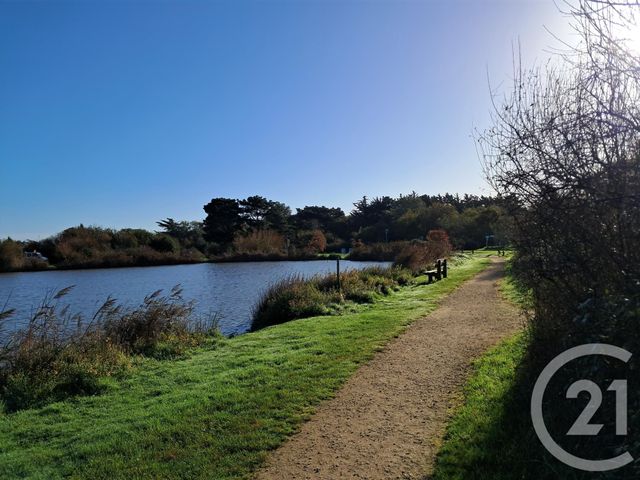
[0,254,491,479]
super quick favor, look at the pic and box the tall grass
[251,276,334,331]
[0,286,219,412]
[251,266,413,331]
[232,229,285,256]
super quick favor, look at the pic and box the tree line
[202,192,509,254]
[0,192,509,272]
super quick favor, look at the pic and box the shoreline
[0,253,385,275]
[1,248,500,275]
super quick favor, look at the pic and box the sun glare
[613,20,640,55]
[630,25,640,54]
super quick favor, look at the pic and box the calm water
[0,260,390,336]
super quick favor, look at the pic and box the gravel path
[254,257,523,480]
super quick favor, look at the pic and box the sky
[0,0,575,240]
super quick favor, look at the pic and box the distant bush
[0,239,24,272]
[394,243,429,272]
[8,225,207,272]
[296,229,327,254]
[124,228,154,246]
[306,230,327,254]
[394,230,452,272]
[55,226,113,264]
[426,229,452,257]
[232,229,285,255]
[111,230,140,249]
[0,286,219,412]
[251,266,413,331]
[149,234,180,254]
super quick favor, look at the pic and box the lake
[0,260,390,336]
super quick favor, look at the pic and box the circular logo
[530,343,633,472]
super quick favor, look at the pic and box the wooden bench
[425,258,447,284]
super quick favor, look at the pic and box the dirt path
[254,257,523,480]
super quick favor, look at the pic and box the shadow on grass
[429,332,640,480]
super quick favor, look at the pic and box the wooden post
[336,258,341,292]
[442,259,448,278]
[436,259,442,280]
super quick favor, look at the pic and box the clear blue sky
[0,0,572,240]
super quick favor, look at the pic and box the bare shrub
[478,1,640,473]
[426,229,452,258]
[394,231,452,272]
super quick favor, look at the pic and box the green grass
[431,272,534,480]
[431,268,640,480]
[0,255,491,479]
[498,273,532,310]
[431,333,530,480]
